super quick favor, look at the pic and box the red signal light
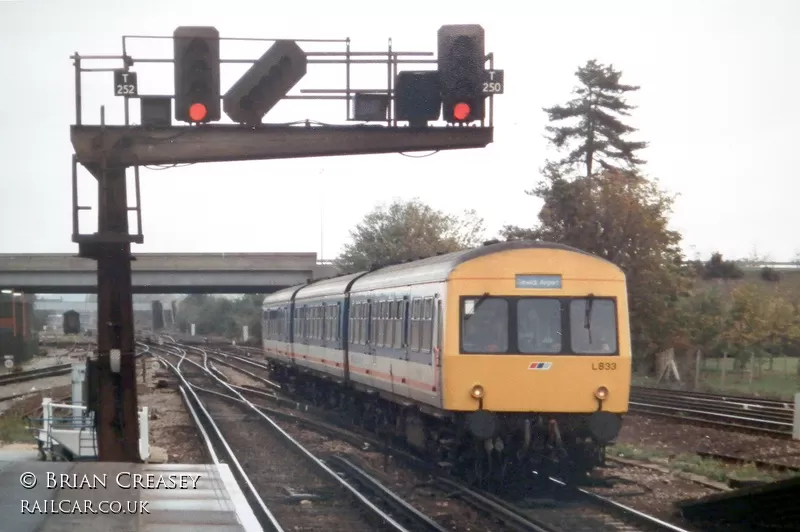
[453,102,471,121]
[189,102,208,122]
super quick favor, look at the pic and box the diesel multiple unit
[262,240,631,482]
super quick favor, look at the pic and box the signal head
[453,102,471,121]
[188,103,208,122]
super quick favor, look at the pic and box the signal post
[70,25,504,462]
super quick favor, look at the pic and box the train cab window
[461,297,508,354]
[518,299,562,354]
[569,299,617,354]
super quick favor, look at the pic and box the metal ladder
[77,411,98,460]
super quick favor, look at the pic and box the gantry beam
[70,124,494,167]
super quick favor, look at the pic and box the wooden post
[694,349,702,390]
[748,352,755,386]
[721,352,727,387]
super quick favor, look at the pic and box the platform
[0,457,263,532]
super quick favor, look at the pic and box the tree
[501,59,687,364]
[698,252,744,280]
[678,287,728,356]
[335,199,485,274]
[176,294,264,342]
[502,169,689,362]
[543,59,647,178]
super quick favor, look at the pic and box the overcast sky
[1,0,797,262]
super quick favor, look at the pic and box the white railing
[40,398,150,460]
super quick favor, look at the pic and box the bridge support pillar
[77,166,140,462]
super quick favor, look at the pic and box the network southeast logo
[528,362,552,370]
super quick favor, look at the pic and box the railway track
[147,343,454,531]
[150,339,695,532]
[0,364,73,386]
[629,386,794,436]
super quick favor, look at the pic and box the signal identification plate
[515,274,562,289]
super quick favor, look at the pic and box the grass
[0,413,34,444]
[607,443,794,484]
[634,356,800,400]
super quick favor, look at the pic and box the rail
[146,341,447,531]
[629,386,795,437]
[161,338,695,532]
[0,364,73,385]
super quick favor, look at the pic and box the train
[261,240,632,485]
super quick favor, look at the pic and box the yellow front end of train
[442,247,631,415]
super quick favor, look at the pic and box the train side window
[353,303,359,344]
[375,301,383,347]
[382,301,389,347]
[361,301,372,345]
[371,301,378,346]
[421,298,433,352]
[334,303,341,341]
[386,301,396,348]
[409,299,421,352]
[361,302,367,345]
[357,304,362,344]
[349,301,358,344]
[327,304,334,341]
[297,307,303,339]
[383,301,390,347]
[392,301,405,349]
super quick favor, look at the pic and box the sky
[0,0,798,262]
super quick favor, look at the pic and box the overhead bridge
[0,253,340,294]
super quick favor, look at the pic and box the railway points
[142,338,696,531]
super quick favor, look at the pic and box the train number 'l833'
[592,362,617,371]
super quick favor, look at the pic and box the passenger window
[386,301,396,348]
[376,301,385,347]
[421,298,433,352]
[410,299,421,352]
[394,301,404,348]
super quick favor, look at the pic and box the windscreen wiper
[464,292,490,321]
[584,293,595,344]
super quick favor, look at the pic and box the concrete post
[71,362,86,427]
[793,392,800,441]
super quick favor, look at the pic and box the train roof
[351,240,611,291]
[294,271,367,301]
[262,241,615,306]
[262,284,305,307]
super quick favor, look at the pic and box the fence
[632,348,800,400]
